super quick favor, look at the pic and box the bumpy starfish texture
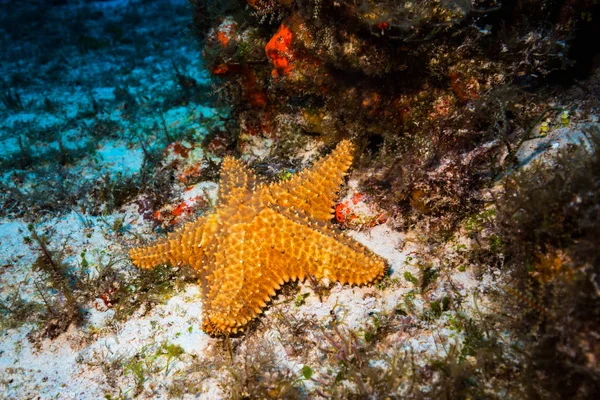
[129,140,389,335]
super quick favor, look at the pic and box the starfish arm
[263,207,388,284]
[129,230,184,269]
[201,217,284,335]
[129,216,210,269]
[269,140,354,221]
[217,156,257,206]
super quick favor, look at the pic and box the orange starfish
[129,140,388,335]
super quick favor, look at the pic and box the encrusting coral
[130,140,389,335]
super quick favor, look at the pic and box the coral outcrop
[195,0,599,237]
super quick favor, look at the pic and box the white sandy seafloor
[0,0,224,397]
[0,214,483,399]
[1,122,592,399]
[0,0,597,399]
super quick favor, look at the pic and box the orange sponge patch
[265,24,294,77]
